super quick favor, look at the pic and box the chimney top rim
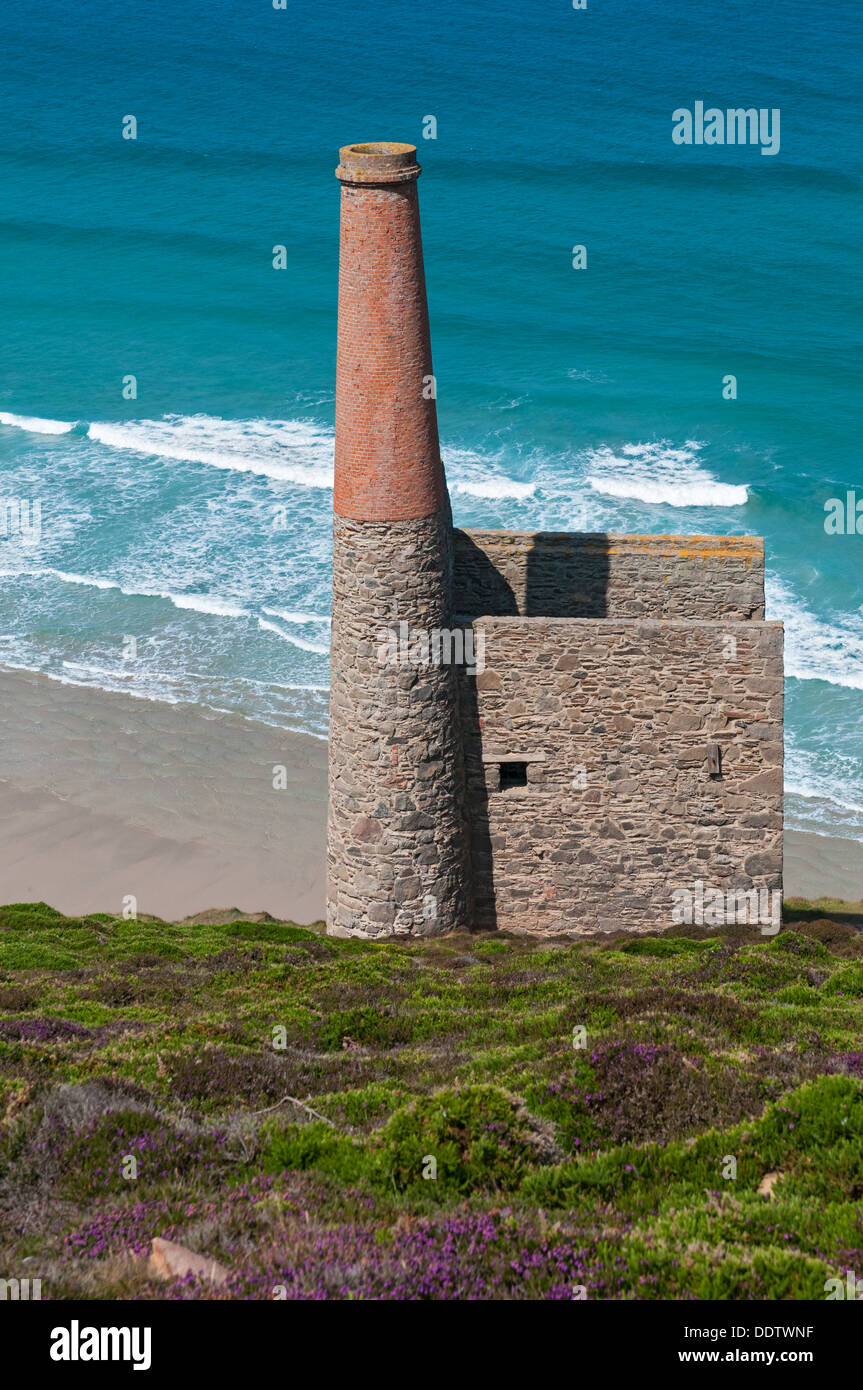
[336,142,421,184]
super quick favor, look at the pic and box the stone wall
[460,616,783,934]
[454,531,765,621]
[327,507,470,938]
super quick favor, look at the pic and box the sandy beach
[0,668,328,923]
[0,665,860,922]
[783,828,863,904]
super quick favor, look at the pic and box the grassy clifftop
[0,901,861,1299]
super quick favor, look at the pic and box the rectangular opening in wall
[499,761,528,791]
[707,742,722,778]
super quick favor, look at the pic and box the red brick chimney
[334,142,446,521]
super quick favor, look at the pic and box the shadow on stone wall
[456,532,611,928]
[452,531,518,617]
[525,533,610,618]
[453,530,611,619]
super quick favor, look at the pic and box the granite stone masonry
[453,531,765,621]
[326,142,784,937]
[327,507,470,938]
[459,617,783,933]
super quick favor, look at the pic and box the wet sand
[0,666,860,922]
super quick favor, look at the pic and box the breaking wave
[586,440,749,508]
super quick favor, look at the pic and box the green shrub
[374,1085,541,1196]
[618,937,709,958]
[0,902,66,929]
[774,984,821,1005]
[770,931,831,963]
[823,963,863,999]
[314,1007,413,1051]
[225,922,324,947]
[261,1120,367,1184]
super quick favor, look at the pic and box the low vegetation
[0,899,861,1299]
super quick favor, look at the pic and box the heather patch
[0,1016,98,1042]
[830,1050,863,1077]
[524,1074,863,1210]
[32,1111,237,1201]
[0,903,860,1299]
[215,1210,607,1301]
[571,985,755,1041]
[534,1042,765,1152]
[161,1049,295,1111]
[84,972,190,1007]
[62,1177,278,1259]
[0,984,40,1011]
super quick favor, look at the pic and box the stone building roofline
[458,530,765,562]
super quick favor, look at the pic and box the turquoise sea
[0,0,861,841]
